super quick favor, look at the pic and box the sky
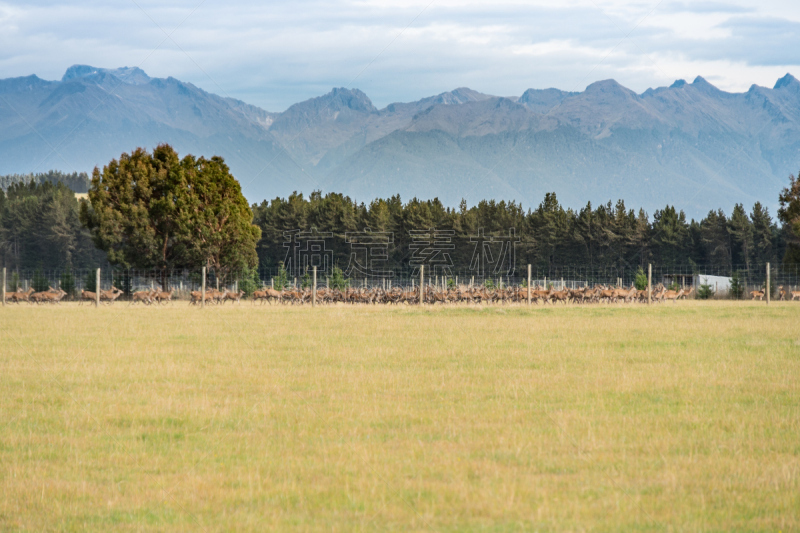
[1,0,800,111]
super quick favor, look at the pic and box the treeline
[253,192,787,272]
[0,180,106,270]
[1,156,798,276]
[0,170,91,193]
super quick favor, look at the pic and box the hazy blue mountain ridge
[1,65,798,216]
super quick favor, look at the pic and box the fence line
[2,263,799,301]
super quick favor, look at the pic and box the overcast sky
[1,0,799,111]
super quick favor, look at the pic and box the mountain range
[2,64,799,217]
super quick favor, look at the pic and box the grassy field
[1,301,798,531]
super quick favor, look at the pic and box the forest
[0,170,794,276]
[0,176,104,271]
[252,191,786,275]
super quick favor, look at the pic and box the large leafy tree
[80,145,188,271]
[80,144,260,285]
[180,154,261,283]
[778,173,800,265]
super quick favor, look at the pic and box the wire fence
[2,263,799,301]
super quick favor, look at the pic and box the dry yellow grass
[0,301,798,531]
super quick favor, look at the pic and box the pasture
[1,302,798,531]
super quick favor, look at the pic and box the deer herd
[3,283,798,306]
[244,283,698,306]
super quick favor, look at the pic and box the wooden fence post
[766,263,770,306]
[419,266,424,306]
[312,266,317,307]
[2,267,5,306]
[647,264,652,305]
[527,264,531,306]
[95,268,100,307]
[201,267,206,309]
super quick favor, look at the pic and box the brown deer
[30,286,57,304]
[190,290,214,305]
[79,289,97,305]
[777,286,786,301]
[6,287,34,303]
[205,288,228,304]
[549,288,570,304]
[251,288,269,305]
[223,289,245,304]
[662,288,685,303]
[130,289,155,305]
[791,288,800,301]
[100,287,124,304]
[750,289,765,301]
[39,288,67,304]
[153,288,175,304]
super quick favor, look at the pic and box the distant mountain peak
[585,79,630,93]
[62,64,151,85]
[670,79,687,89]
[319,87,377,113]
[583,79,637,101]
[774,73,800,91]
[519,87,575,113]
[691,76,722,93]
[431,87,492,105]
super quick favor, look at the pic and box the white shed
[694,274,732,296]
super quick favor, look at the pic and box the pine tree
[237,266,262,297]
[634,266,648,290]
[728,203,753,269]
[273,262,289,290]
[697,282,715,300]
[31,269,49,292]
[651,206,691,267]
[700,209,732,270]
[328,265,349,290]
[750,202,776,265]
[60,269,76,299]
